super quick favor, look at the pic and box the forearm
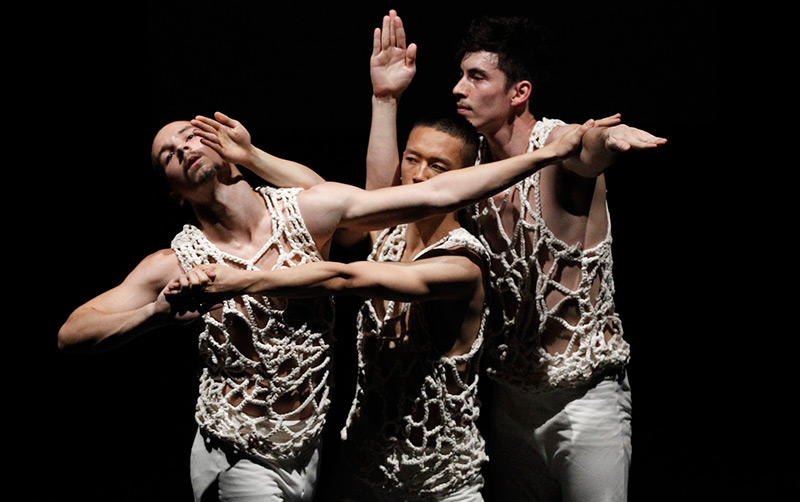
[207,262,353,299]
[340,146,563,232]
[365,95,402,190]
[58,302,170,353]
[237,261,440,302]
[428,146,562,210]
[243,146,326,188]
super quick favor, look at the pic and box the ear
[509,80,532,107]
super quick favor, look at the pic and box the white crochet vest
[468,118,630,392]
[171,186,334,463]
[341,225,490,497]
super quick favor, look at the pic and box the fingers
[172,266,216,297]
[164,278,182,295]
[381,13,390,51]
[213,111,238,128]
[376,10,409,54]
[389,10,397,47]
[198,263,218,279]
[606,136,632,152]
[191,116,221,146]
[406,43,417,67]
[191,115,219,131]
[187,267,214,290]
[607,126,668,151]
[372,27,381,56]
[393,11,406,50]
[594,113,622,128]
[191,122,220,146]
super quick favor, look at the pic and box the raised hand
[371,10,417,99]
[191,111,255,166]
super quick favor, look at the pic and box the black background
[50,2,727,500]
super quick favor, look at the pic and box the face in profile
[453,51,517,133]
[401,126,468,185]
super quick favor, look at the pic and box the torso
[467,118,629,391]
[171,186,334,460]
[343,224,490,496]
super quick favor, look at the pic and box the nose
[176,141,193,163]
[412,163,429,183]
[453,75,467,97]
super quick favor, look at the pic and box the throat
[402,214,459,260]
[193,187,272,255]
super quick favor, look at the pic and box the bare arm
[57,250,196,353]
[169,254,481,304]
[299,119,597,241]
[554,115,667,178]
[192,112,326,188]
[366,10,417,190]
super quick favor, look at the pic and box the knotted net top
[468,118,630,392]
[341,225,490,497]
[171,186,334,464]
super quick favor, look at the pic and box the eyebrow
[404,148,454,167]
[466,67,489,78]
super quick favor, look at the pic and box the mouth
[184,154,201,171]
[456,103,471,114]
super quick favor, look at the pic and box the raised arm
[554,115,667,178]
[57,250,196,353]
[192,112,326,188]
[366,10,417,190]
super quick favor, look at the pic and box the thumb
[407,43,418,66]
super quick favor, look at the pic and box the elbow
[421,180,462,214]
[562,157,609,179]
[57,314,99,353]
[57,324,77,352]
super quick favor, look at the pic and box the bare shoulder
[299,181,360,199]
[296,181,361,216]
[126,249,183,288]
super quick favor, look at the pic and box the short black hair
[410,112,480,167]
[457,16,551,91]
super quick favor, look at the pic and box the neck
[482,110,537,161]
[190,178,267,245]
[402,212,460,259]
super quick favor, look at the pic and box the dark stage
[50,2,727,501]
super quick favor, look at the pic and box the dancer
[365,11,667,502]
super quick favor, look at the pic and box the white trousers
[488,373,632,502]
[190,428,320,502]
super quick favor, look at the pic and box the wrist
[372,93,401,106]
[244,145,268,168]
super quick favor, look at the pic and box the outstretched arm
[300,119,597,241]
[192,112,326,188]
[366,9,417,190]
[57,250,198,353]
[169,253,481,305]
[554,114,667,178]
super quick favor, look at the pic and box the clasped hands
[163,264,251,317]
